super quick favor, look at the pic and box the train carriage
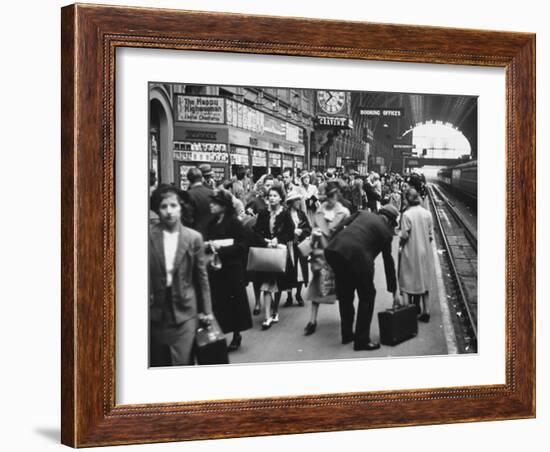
[437,160,477,203]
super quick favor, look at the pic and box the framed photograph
[61,3,535,447]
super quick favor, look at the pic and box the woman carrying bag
[252,185,295,330]
[205,189,253,352]
[284,191,312,307]
[304,187,350,336]
[149,184,213,366]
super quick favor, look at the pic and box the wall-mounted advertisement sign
[230,146,250,166]
[264,115,286,138]
[176,96,225,123]
[269,152,282,168]
[285,123,301,143]
[392,143,415,149]
[185,130,218,141]
[226,99,264,133]
[252,149,267,166]
[173,141,228,163]
[282,156,293,169]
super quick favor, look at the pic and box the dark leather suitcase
[377,304,418,346]
[195,316,229,365]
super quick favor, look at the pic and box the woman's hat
[210,189,234,208]
[285,190,303,204]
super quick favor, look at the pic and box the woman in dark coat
[253,185,295,330]
[284,191,312,307]
[205,189,252,351]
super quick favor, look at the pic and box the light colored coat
[312,201,350,248]
[398,205,435,294]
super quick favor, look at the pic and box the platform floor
[228,233,455,365]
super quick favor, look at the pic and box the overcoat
[253,207,295,291]
[187,183,214,238]
[288,208,312,286]
[398,205,435,294]
[205,215,253,334]
[326,211,397,292]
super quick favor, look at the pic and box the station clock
[317,90,346,114]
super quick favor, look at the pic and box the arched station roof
[350,91,478,158]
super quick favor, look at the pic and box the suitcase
[195,316,229,365]
[377,304,418,346]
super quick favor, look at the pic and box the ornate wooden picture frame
[61,3,535,447]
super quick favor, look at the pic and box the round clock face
[317,90,346,114]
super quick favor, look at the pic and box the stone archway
[149,87,174,184]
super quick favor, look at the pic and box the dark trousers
[325,250,377,346]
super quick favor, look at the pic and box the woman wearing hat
[297,172,319,221]
[149,184,213,366]
[398,188,435,322]
[304,187,350,335]
[204,189,253,351]
[253,185,295,330]
[284,191,312,307]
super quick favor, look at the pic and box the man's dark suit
[325,211,397,347]
[187,183,214,238]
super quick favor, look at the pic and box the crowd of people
[149,163,435,366]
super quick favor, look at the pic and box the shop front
[251,149,268,180]
[268,151,282,177]
[173,94,307,185]
[173,124,229,189]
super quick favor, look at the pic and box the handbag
[246,245,287,273]
[297,236,313,257]
[208,250,222,271]
[195,314,229,365]
[305,249,337,304]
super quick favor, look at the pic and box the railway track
[427,183,478,350]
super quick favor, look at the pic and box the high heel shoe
[228,334,242,352]
[253,306,261,315]
[261,318,273,330]
[418,312,431,323]
[304,322,317,336]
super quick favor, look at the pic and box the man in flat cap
[325,204,401,351]
[199,163,216,190]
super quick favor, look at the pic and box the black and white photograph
[148,83,478,367]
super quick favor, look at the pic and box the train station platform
[229,230,456,365]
